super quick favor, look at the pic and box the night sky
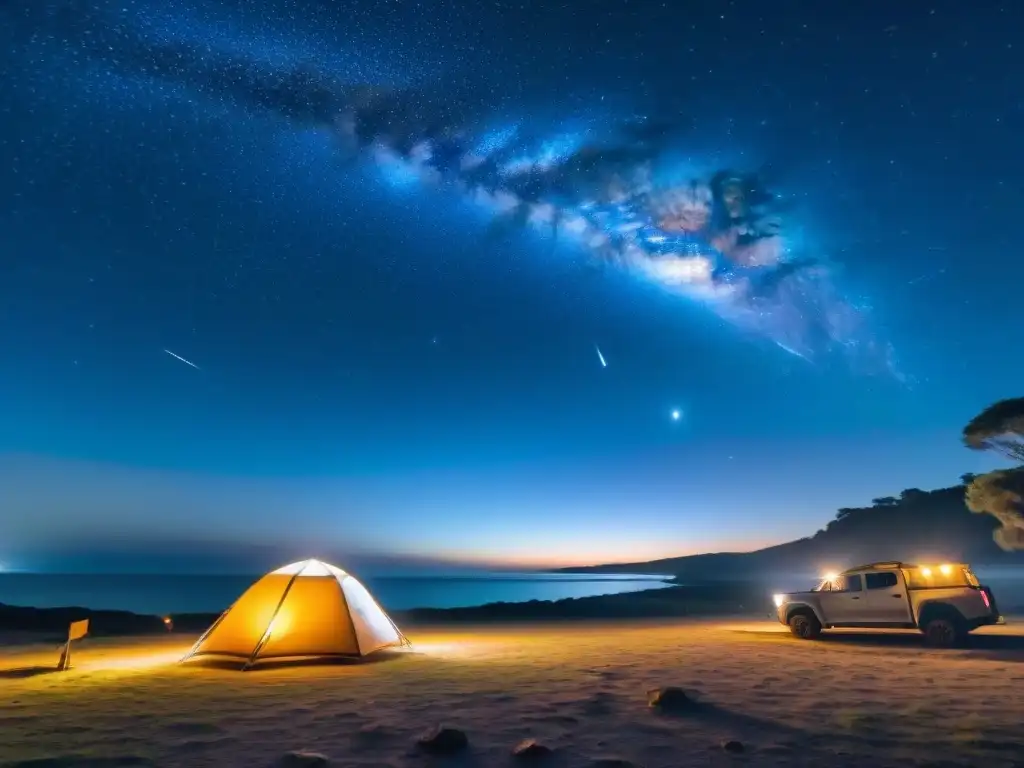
[2,0,1021,573]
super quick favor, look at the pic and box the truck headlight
[773,593,786,608]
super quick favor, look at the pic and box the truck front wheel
[921,617,966,648]
[788,612,822,640]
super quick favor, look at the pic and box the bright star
[671,409,681,421]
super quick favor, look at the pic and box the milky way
[5,0,898,376]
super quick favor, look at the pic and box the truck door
[861,570,913,623]
[817,574,865,623]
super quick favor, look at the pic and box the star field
[1,0,1022,572]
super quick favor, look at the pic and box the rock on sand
[512,738,554,759]
[275,751,330,767]
[646,686,697,713]
[416,726,468,755]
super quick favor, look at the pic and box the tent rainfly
[181,559,410,669]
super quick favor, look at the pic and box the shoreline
[0,570,678,618]
[0,581,770,644]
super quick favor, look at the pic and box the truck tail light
[981,589,991,609]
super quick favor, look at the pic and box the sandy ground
[2,618,1024,768]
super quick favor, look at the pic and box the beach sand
[2,618,1023,767]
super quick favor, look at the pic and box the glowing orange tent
[181,559,410,669]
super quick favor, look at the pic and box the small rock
[647,686,696,713]
[276,751,331,768]
[512,739,553,759]
[591,759,640,768]
[417,726,468,755]
[721,740,745,754]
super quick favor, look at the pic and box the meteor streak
[595,344,608,368]
[164,349,200,370]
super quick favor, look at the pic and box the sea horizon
[0,569,668,579]
[0,570,675,616]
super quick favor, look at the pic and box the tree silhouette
[962,397,1024,462]
[898,488,928,503]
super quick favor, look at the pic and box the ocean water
[0,572,672,615]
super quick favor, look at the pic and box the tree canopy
[962,397,1024,551]
[965,469,1024,551]
[962,397,1024,462]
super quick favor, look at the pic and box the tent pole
[338,576,363,655]
[241,566,303,671]
[373,593,411,648]
[386,613,412,648]
[180,606,233,663]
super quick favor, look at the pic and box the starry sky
[1,0,1021,574]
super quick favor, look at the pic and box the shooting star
[776,341,811,363]
[595,344,607,368]
[164,349,200,370]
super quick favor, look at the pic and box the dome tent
[181,558,410,669]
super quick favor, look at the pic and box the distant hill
[562,480,1023,578]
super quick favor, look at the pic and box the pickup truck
[773,561,1004,647]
